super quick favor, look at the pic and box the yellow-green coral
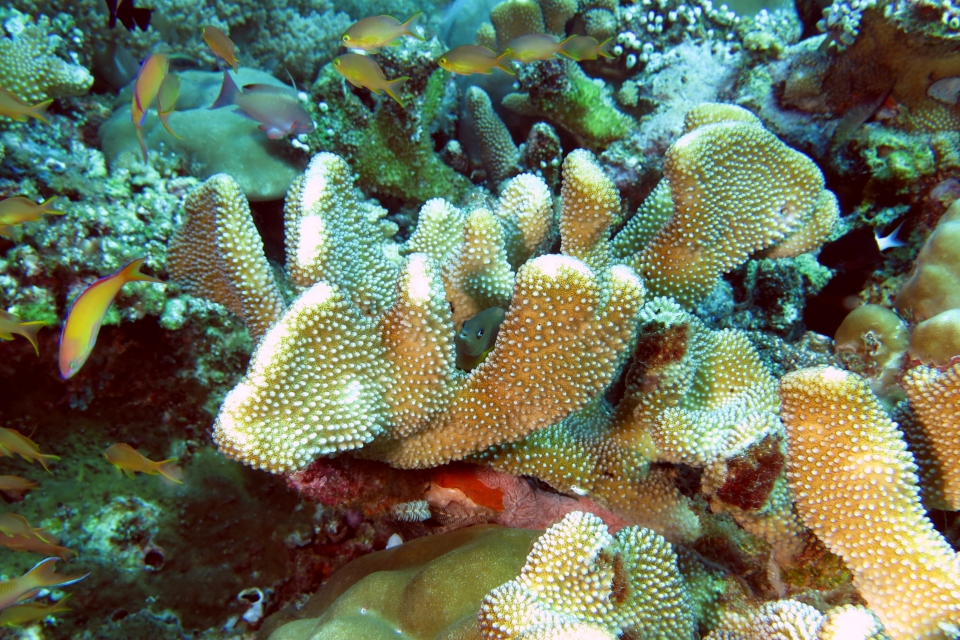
[211,151,643,473]
[478,511,695,639]
[0,14,92,105]
[613,103,839,309]
[706,600,889,640]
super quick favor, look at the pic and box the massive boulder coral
[780,366,960,640]
[612,103,839,309]
[209,150,644,473]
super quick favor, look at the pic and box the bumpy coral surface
[780,366,960,640]
[614,103,839,308]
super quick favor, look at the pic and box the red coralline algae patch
[429,462,505,511]
[716,434,786,511]
[287,456,430,516]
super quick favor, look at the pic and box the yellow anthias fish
[340,12,425,52]
[0,559,87,612]
[332,54,409,107]
[0,311,44,355]
[0,428,59,471]
[0,88,52,124]
[437,45,515,76]
[104,443,183,484]
[505,33,576,63]
[0,196,65,238]
[156,72,182,139]
[0,476,38,501]
[59,258,163,379]
[455,307,507,372]
[557,35,614,61]
[131,53,170,161]
[202,25,238,72]
[0,514,72,560]
[0,593,71,627]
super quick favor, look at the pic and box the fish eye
[342,34,350,41]
[476,328,484,339]
[334,59,340,65]
[440,57,446,63]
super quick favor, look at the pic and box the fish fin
[120,258,164,285]
[158,112,182,139]
[15,322,44,356]
[241,83,295,96]
[122,468,137,479]
[597,37,615,59]
[556,49,579,61]
[39,196,65,216]
[36,453,60,473]
[23,558,88,592]
[135,125,148,163]
[494,50,516,76]
[383,76,409,107]
[402,12,426,40]
[157,459,184,484]
[211,71,239,109]
[27,99,53,125]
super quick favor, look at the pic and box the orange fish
[131,53,170,161]
[202,26,238,72]
[340,13,425,52]
[0,311,44,355]
[332,54,409,107]
[0,196,64,237]
[59,258,163,379]
[437,45,515,76]
[505,34,575,63]
[557,35,614,61]
[0,429,59,471]
[0,593,72,627]
[0,476,38,501]
[0,88,52,124]
[0,559,87,611]
[104,443,183,484]
[0,515,74,562]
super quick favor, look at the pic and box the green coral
[308,43,470,204]
[503,60,634,148]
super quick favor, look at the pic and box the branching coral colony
[167,101,960,639]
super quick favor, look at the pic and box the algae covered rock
[99,68,308,201]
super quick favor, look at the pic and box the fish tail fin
[158,112,182,139]
[15,321,45,356]
[23,558,89,594]
[383,76,409,107]
[211,71,239,109]
[35,452,60,473]
[157,459,184,484]
[136,124,148,163]
[556,35,579,60]
[495,50,516,75]
[597,37,615,59]
[40,196,66,216]
[28,99,53,124]
[402,12,425,40]
[120,258,164,285]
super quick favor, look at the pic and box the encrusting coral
[209,150,644,473]
[780,366,960,640]
[168,173,284,343]
[613,103,840,309]
[478,511,695,640]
